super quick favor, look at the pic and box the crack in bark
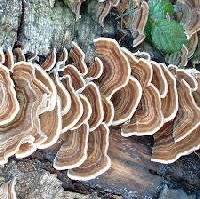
[14,0,25,48]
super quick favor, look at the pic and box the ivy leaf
[145,18,153,42]
[145,0,174,42]
[151,19,187,54]
[149,0,175,20]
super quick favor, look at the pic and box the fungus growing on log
[71,94,92,130]
[152,121,200,164]
[172,73,200,142]
[159,64,178,123]
[94,38,131,100]
[121,84,163,136]
[51,72,71,116]
[61,75,83,132]
[41,48,56,71]
[38,98,62,149]
[82,82,104,131]
[1,38,200,181]
[121,48,152,88]
[68,123,111,181]
[151,62,168,98]
[63,64,86,91]
[0,53,61,164]
[4,48,14,70]
[0,65,19,126]
[85,57,104,81]
[152,70,200,163]
[54,123,89,170]
[102,97,114,126]
[112,76,142,126]
[120,48,163,136]
[70,42,88,76]
[176,69,198,91]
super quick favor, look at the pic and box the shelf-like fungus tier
[0,38,200,181]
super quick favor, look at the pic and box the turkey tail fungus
[0,38,200,180]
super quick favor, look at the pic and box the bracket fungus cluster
[0,38,200,180]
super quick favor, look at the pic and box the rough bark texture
[1,0,106,57]
[0,0,21,48]
[1,0,200,199]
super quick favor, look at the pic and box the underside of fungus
[0,37,200,181]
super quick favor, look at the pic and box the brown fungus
[1,38,200,181]
[131,1,149,47]
[151,61,168,98]
[63,64,86,92]
[4,48,14,70]
[82,82,104,131]
[120,48,163,136]
[102,97,114,126]
[152,121,200,164]
[117,0,149,47]
[0,61,59,163]
[94,38,131,100]
[51,72,72,116]
[0,64,19,126]
[41,48,56,71]
[72,94,92,130]
[112,76,142,126]
[85,57,104,81]
[61,75,83,132]
[54,123,89,170]
[121,47,152,88]
[70,41,88,76]
[68,123,111,181]
[160,64,178,123]
[121,84,163,136]
[172,78,200,142]
[152,69,200,163]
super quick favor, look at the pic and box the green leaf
[149,0,175,21]
[145,19,153,41]
[151,19,187,54]
[145,0,175,43]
